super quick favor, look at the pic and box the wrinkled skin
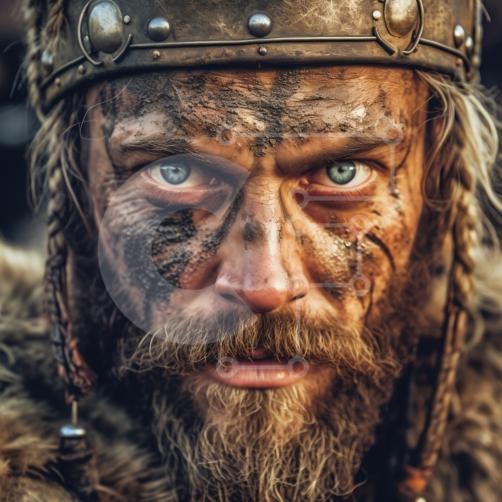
[80,66,435,500]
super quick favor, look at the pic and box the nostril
[220,292,242,304]
[291,292,306,302]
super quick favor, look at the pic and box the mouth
[203,348,311,388]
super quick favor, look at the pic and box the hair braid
[40,99,96,399]
[24,0,96,398]
[24,0,44,119]
[45,0,66,43]
[413,159,477,480]
[399,73,498,499]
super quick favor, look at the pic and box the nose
[215,187,308,313]
[215,249,307,313]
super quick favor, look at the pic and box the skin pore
[81,66,434,500]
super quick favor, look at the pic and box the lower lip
[204,358,310,388]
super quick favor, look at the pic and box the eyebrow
[113,129,407,173]
[275,129,407,174]
[118,137,193,157]
[110,136,197,170]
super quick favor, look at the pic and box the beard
[112,276,426,502]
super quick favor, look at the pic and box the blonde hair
[417,72,501,338]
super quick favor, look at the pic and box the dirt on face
[81,66,438,500]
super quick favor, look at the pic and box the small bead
[41,50,54,73]
[60,424,86,439]
[123,15,131,25]
[372,10,382,21]
[258,46,268,56]
[152,50,161,60]
[77,65,86,75]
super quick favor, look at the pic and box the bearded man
[1,1,501,501]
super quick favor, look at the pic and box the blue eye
[159,163,191,185]
[326,161,357,185]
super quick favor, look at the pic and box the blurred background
[0,1,501,247]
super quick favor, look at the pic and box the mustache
[117,310,400,380]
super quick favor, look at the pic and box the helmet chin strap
[398,256,469,501]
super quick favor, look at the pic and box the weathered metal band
[38,0,482,110]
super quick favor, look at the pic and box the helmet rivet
[55,77,62,87]
[123,15,131,25]
[147,17,171,42]
[41,50,54,74]
[258,46,268,56]
[248,13,273,38]
[384,0,419,37]
[372,10,382,21]
[453,24,465,47]
[88,1,125,54]
[152,50,161,60]
[465,35,474,55]
[456,58,463,67]
[78,64,86,75]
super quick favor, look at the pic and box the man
[1,1,501,500]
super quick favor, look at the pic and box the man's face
[83,66,431,499]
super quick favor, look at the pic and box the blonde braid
[400,72,496,499]
[24,0,44,120]
[24,0,96,397]
[45,0,66,43]
[413,155,477,482]
[25,0,66,118]
[45,101,72,373]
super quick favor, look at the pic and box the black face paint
[365,231,397,272]
[249,70,301,157]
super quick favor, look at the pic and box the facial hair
[114,276,425,502]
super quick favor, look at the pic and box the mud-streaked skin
[84,66,428,389]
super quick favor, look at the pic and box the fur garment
[0,240,501,501]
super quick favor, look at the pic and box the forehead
[90,66,424,129]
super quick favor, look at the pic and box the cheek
[98,184,243,325]
[292,180,422,323]
[358,173,423,309]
